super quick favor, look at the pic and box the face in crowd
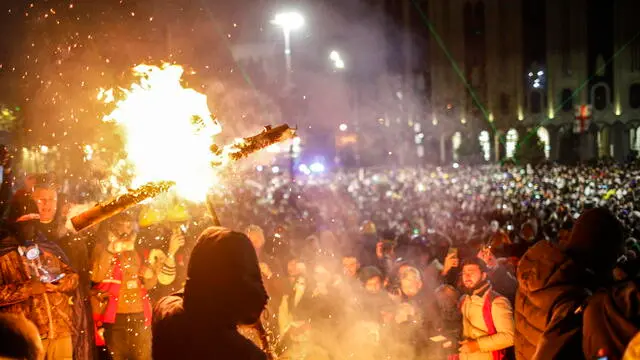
[364,276,382,294]
[108,219,138,245]
[31,187,57,224]
[400,267,423,297]
[462,263,487,291]
[342,256,360,278]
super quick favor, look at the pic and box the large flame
[99,63,222,201]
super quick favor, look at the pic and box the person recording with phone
[0,197,79,360]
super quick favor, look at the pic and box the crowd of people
[1,158,640,360]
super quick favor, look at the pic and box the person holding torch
[91,213,157,360]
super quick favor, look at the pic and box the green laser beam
[409,0,503,147]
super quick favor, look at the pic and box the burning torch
[210,124,297,165]
[70,181,175,232]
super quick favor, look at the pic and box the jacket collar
[471,281,491,298]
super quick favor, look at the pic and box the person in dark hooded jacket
[514,208,624,360]
[152,227,269,360]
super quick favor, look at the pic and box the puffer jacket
[583,280,640,360]
[515,241,592,360]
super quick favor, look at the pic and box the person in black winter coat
[514,208,624,360]
[152,227,269,360]
[582,275,640,359]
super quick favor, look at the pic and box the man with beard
[0,198,79,360]
[458,258,514,360]
[152,227,269,360]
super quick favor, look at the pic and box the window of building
[561,88,573,112]
[452,132,462,162]
[630,83,640,109]
[592,84,609,110]
[632,43,640,72]
[530,91,543,114]
[500,93,510,115]
[537,127,550,159]
[597,127,610,158]
[506,129,518,158]
[630,127,640,152]
[479,131,491,161]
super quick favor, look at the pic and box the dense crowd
[2,159,640,359]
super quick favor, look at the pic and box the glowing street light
[272,11,304,85]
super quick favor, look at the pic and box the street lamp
[272,11,304,86]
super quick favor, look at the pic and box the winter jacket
[583,280,640,360]
[152,227,268,360]
[488,265,517,304]
[515,241,591,360]
[153,293,266,360]
[0,239,79,341]
[460,283,515,360]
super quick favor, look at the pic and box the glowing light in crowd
[310,162,325,173]
[272,166,280,174]
[99,63,222,201]
[256,165,264,172]
[299,164,311,175]
[339,123,348,132]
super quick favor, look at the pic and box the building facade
[420,0,640,164]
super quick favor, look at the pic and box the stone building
[417,0,640,163]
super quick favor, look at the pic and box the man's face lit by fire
[31,188,57,224]
[462,264,487,290]
[365,276,382,294]
[109,220,137,244]
[400,268,422,297]
[342,256,359,278]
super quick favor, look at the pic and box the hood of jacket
[183,227,268,328]
[518,240,592,294]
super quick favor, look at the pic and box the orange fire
[98,63,222,201]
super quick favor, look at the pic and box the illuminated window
[537,127,550,159]
[452,132,462,162]
[597,127,610,158]
[631,127,640,151]
[479,131,491,161]
[506,128,518,158]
